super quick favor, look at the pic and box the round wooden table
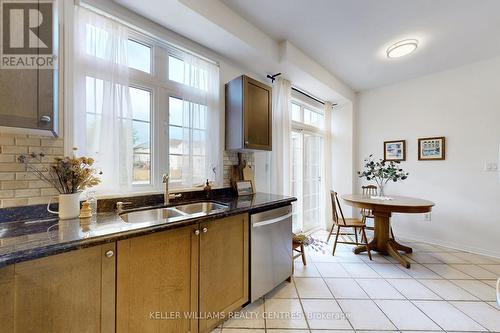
[342,194,435,268]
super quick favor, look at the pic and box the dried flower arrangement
[17,150,102,194]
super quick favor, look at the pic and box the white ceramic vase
[47,192,81,220]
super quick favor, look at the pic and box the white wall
[357,56,500,257]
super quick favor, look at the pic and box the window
[291,101,324,129]
[75,7,220,193]
[127,39,151,73]
[130,87,152,184]
[290,98,325,232]
[169,97,208,187]
[168,55,209,91]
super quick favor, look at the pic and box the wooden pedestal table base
[353,212,413,268]
[342,194,435,269]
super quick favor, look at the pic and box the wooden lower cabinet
[0,213,249,333]
[199,214,249,332]
[0,243,116,333]
[116,224,199,333]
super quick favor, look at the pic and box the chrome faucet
[162,173,182,205]
[162,173,170,205]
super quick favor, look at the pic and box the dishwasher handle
[252,212,293,228]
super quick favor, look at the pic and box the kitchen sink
[120,201,229,224]
[120,207,185,224]
[174,202,228,215]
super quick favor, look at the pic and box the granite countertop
[0,192,296,268]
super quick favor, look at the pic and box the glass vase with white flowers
[358,155,409,197]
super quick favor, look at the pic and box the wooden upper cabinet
[225,75,272,151]
[199,213,249,332]
[117,224,199,333]
[0,243,116,333]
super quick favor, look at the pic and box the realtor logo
[1,0,55,69]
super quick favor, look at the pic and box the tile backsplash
[0,133,63,208]
[0,132,253,208]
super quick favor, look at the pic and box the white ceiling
[222,0,500,91]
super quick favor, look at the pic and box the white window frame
[76,21,220,194]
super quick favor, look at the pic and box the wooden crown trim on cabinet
[225,75,272,151]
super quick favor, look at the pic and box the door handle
[252,213,293,228]
[202,227,208,233]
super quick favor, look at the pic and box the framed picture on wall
[384,140,406,161]
[418,137,446,160]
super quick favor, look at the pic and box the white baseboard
[397,232,500,259]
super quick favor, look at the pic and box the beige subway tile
[28,180,52,188]
[1,146,28,154]
[0,190,14,199]
[41,188,59,196]
[28,196,53,205]
[0,137,15,145]
[29,146,63,156]
[1,180,29,189]
[0,154,15,163]
[15,189,40,198]
[40,138,64,147]
[2,198,29,207]
[0,173,15,180]
[0,163,25,172]
[15,137,41,146]
[15,172,40,180]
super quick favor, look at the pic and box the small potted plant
[358,155,409,197]
[18,150,102,219]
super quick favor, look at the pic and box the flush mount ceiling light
[386,39,419,58]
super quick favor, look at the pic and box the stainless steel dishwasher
[250,204,293,302]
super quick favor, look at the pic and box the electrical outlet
[424,213,432,221]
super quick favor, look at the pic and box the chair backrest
[330,191,347,226]
[362,185,378,196]
[361,185,377,217]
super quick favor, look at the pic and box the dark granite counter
[0,192,296,268]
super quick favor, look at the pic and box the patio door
[291,130,323,232]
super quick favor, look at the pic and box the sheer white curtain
[323,102,334,228]
[270,78,292,195]
[175,53,221,187]
[73,7,133,193]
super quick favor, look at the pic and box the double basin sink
[120,201,229,224]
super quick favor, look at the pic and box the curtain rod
[291,87,338,107]
[78,2,219,66]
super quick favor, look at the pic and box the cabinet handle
[194,229,200,236]
[105,250,114,258]
[244,141,249,145]
[40,115,51,123]
[202,227,208,233]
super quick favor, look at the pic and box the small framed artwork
[235,180,255,196]
[384,140,406,161]
[418,137,446,160]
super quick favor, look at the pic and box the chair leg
[361,228,372,261]
[332,226,340,256]
[300,244,307,265]
[327,224,335,242]
[354,227,358,244]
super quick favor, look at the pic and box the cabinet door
[199,213,249,332]
[0,243,116,333]
[243,76,272,150]
[117,225,199,333]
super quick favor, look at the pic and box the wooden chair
[361,185,394,239]
[327,191,372,260]
[292,239,306,274]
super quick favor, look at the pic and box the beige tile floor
[212,230,500,333]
